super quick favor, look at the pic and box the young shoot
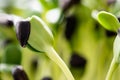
[15,15,74,80]
[0,13,74,80]
[97,11,120,80]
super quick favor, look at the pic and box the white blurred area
[46,8,61,23]
[0,0,43,12]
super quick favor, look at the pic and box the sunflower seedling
[15,20,30,47]
[97,11,120,80]
[15,15,74,80]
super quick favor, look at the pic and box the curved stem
[105,58,119,80]
[45,46,75,80]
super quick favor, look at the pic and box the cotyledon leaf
[97,11,120,32]
[27,15,54,52]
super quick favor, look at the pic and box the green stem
[45,46,75,80]
[105,58,119,80]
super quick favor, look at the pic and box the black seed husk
[70,52,87,68]
[105,30,116,37]
[16,21,30,47]
[12,66,29,80]
[65,15,78,40]
[42,77,52,80]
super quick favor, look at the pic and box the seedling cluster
[0,0,120,80]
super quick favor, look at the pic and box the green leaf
[27,15,54,52]
[97,11,120,32]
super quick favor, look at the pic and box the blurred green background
[0,0,120,80]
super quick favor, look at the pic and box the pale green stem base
[105,58,119,80]
[45,46,75,80]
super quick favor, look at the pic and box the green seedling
[97,11,120,80]
[97,11,120,32]
[21,15,74,80]
[0,14,74,80]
